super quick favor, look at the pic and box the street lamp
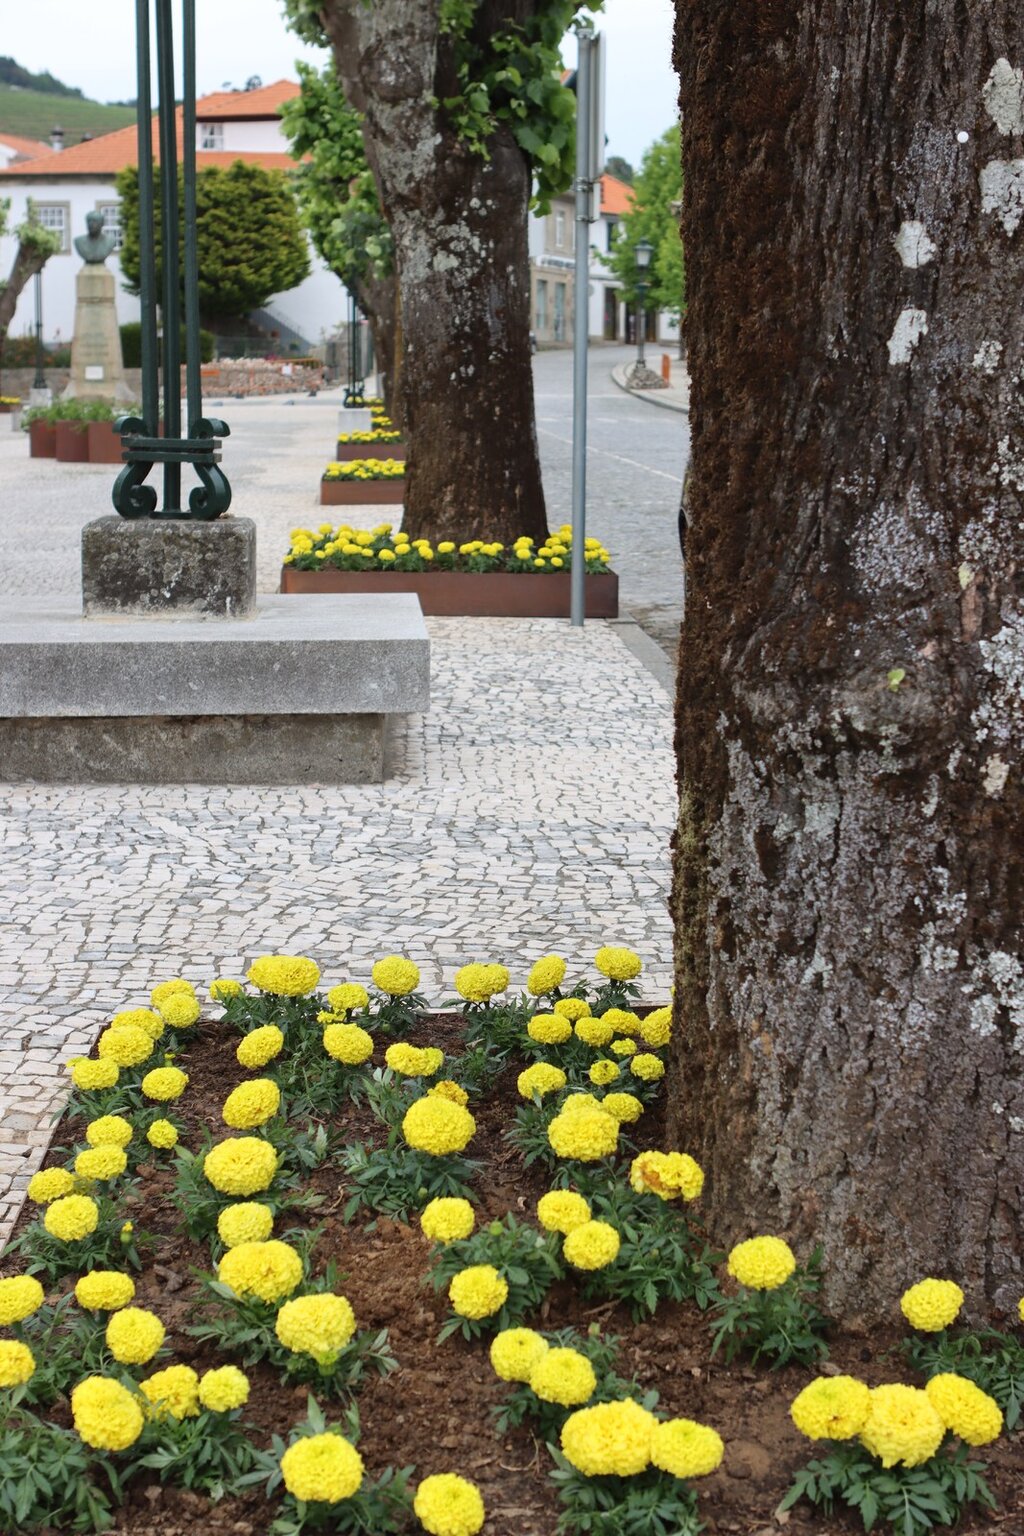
[32,271,47,392]
[633,237,653,372]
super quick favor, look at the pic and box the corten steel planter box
[279,568,619,618]
[320,477,405,507]
[87,421,124,464]
[55,421,90,462]
[29,420,57,458]
[334,439,406,462]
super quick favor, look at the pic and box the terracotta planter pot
[87,420,125,464]
[55,420,90,462]
[333,440,406,462]
[0,402,18,414]
[29,420,57,458]
[280,567,619,618]
[320,477,405,506]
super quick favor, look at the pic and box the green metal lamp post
[633,237,653,372]
[113,0,231,520]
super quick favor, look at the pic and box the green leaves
[783,1440,997,1535]
[549,1452,703,1536]
[0,1412,122,1532]
[708,1247,828,1369]
[903,1326,1024,1431]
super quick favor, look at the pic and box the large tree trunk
[319,0,547,543]
[0,236,51,363]
[670,0,1024,1320]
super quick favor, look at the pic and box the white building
[0,80,348,352]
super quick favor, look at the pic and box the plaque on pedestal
[62,213,134,404]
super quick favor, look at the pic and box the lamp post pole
[32,272,46,390]
[632,237,653,379]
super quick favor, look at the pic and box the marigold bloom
[237,1025,285,1069]
[527,954,567,996]
[68,1056,119,1091]
[75,1145,127,1181]
[430,1079,470,1106]
[402,1096,476,1155]
[147,1118,178,1149]
[900,1278,964,1332]
[547,1105,618,1162]
[601,1092,644,1123]
[575,1016,615,1048]
[553,997,591,1021]
[609,1037,638,1057]
[97,1024,154,1067]
[151,978,196,1010]
[217,1201,275,1248]
[589,1059,621,1087]
[327,982,370,1013]
[280,1432,364,1502]
[199,1364,250,1411]
[218,1240,303,1304]
[111,1007,165,1039]
[859,1384,945,1467]
[639,1007,672,1047]
[0,1339,35,1387]
[372,955,420,995]
[529,1347,596,1406]
[925,1373,1003,1445]
[210,978,244,1002]
[222,1077,281,1129]
[629,1052,665,1081]
[106,1306,166,1365]
[0,1275,44,1325]
[159,993,201,1029]
[490,1327,549,1382]
[563,1220,621,1271]
[420,1197,476,1244]
[517,1062,568,1099]
[141,1066,189,1101]
[594,946,642,981]
[140,1364,200,1420]
[386,1043,445,1077]
[85,1114,133,1148]
[72,1376,144,1449]
[629,1150,704,1202]
[791,1375,872,1440]
[454,963,509,1002]
[727,1236,797,1291]
[651,1419,725,1478]
[275,1293,357,1360]
[527,1013,573,1045]
[449,1265,508,1319]
[75,1270,135,1311]
[247,954,321,997]
[27,1167,75,1204]
[560,1398,657,1477]
[323,1022,375,1064]
[44,1193,99,1241]
[203,1136,278,1196]
[414,1473,485,1536]
[537,1190,592,1233]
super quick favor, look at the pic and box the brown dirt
[4,1011,1022,1536]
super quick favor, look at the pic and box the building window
[199,121,224,150]
[553,282,566,342]
[35,202,70,253]
[554,210,566,249]
[535,278,548,332]
[606,218,618,253]
[95,202,123,251]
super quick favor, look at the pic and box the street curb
[608,615,676,697]
[610,364,690,415]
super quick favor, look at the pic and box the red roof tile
[600,174,634,216]
[0,132,55,161]
[195,79,300,119]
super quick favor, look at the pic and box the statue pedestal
[63,265,133,404]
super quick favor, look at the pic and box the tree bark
[670,0,1024,1320]
[0,237,51,351]
[319,0,548,543]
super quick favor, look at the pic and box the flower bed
[2,947,1022,1536]
[320,460,405,506]
[334,435,405,462]
[0,396,21,414]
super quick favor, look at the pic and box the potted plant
[23,403,58,458]
[54,399,92,462]
[334,429,406,463]
[320,457,406,507]
[85,401,125,464]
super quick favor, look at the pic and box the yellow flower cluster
[217,1240,303,1304]
[791,1375,872,1440]
[237,1025,285,1069]
[247,953,321,997]
[589,1059,620,1086]
[594,946,642,981]
[199,1364,250,1411]
[414,1473,485,1536]
[323,1022,375,1065]
[454,962,509,1002]
[0,1340,35,1387]
[86,1115,133,1147]
[601,1092,644,1123]
[527,1013,573,1045]
[629,1053,665,1082]
[554,997,591,1021]
[563,1220,621,1271]
[449,1264,508,1319]
[530,1347,596,1407]
[727,1236,797,1291]
[141,1066,189,1101]
[275,1293,357,1360]
[336,428,400,444]
[210,978,244,1002]
[44,1193,99,1241]
[158,993,201,1028]
[386,1042,444,1077]
[75,1270,135,1311]
[75,1145,127,1182]
[68,1056,119,1091]
[629,1150,704,1202]
[537,1190,592,1233]
[151,978,195,1009]
[203,1136,278,1196]
[547,1103,619,1162]
[111,1007,165,1039]
[27,1167,75,1204]
[575,1016,614,1047]
[640,1007,672,1047]
[925,1373,1003,1445]
[513,525,610,571]
[218,1201,275,1248]
[322,456,405,481]
[420,1196,476,1244]
[900,1278,964,1332]
[147,1119,178,1149]
[140,1364,200,1420]
[97,1024,154,1067]
[222,1077,281,1129]
[372,954,420,995]
[402,1096,476,1155]
[72,1376,144,1450]
[327,982,370,1013]
[610,1037,637,1057]
[517,1062,568,1099]
[527,955,567,996]
[560,1398,658,1477]
[490,1327,549,1381]
[281,1432,364,1502]
[106,1306,166,1365]
[430,1079,470,1106]
[0,1275,44,1325]
[859,1384,945,1467]
[651,1419,725,1478]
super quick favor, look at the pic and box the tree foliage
[604,153,634,185]
[116,161,309,323]
[0,197,61,347]
[605,126,685,318]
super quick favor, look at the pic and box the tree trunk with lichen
[669,0,1024,1321]
[318,0,548,542]
[0,235,53,385]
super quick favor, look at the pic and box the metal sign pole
[569,26,595,629]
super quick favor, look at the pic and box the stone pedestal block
[82,516,257,619]
[64,265,133,403]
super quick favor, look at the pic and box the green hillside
[0,84,135,146]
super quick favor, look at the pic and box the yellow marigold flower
[0,1340,35,1387]
[560,1092,603,1114]
[600,1008,640,1033]
[594,946,642,981]
[199,1365,250,1412]
[589,1059,621,1087]
[449,1265,508,1319]
[327,983,370,1013]
[247,954,321,997]
[217,1201,275,1248]
[560,1398,657,1477]
[218,1240,303,1304]
[527,954,567,996]
[537,1190,592,1233]
[791,1376,872,1440]
[111,1007,165,1039]
[438,541,456,554]
[323,1022,375,1065]
[575,1016,615,1048]
[75,1145,127,1182]
[44,1194,99,1241]
[27,1167,75,1204]
[75,1271,135,1311]
[385,1043,445,1077]
[141,1065,188,1101]
[106,1306,166,1365]
[629,1053,665,1081]
[372,955,421,995]
[517,1062,567,1099]
[609,1037,637,1057]
[563,1220,621,1271]
[68,1056,119,1091]
[72,1376,144,1449]
[85,1114,133,1147]
[150,978,196,1010]
[203,1136,278,1196]
[925,1374,1003,1445]
[530,1347,596,1407]
[490,1327,549,1382]
[159,993,201,1029]
[553,998,591,1021]
[900,1278,964,1333]
[414,1473,485,1536]
[97,1025,153,1067]
[651,1419,725,1478]
[237,1025,285,1069]
[454,963,510,1002]
[429,1079,469,1106]
[402,1096,476,1155]
[281,1432,364,1503]
[527,1013,573,1045]
[1019,1296,1024,1324]
[209,978,244,1002]
[601,1092,644,1124]
[147,1119,178,1149]
[629,1150,704,1201]
[0,1274,44,1325]
[640,1007,672,1047]
[222,1078,281,1130]
[276,1293,357,1360]
[547,1106,618,1162]
[859,1384,945,1468]
[727,1235,797,1291]
[420,1197,476,1244]
[140,1364,200,1421]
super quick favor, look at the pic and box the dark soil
[3,1011,1022,1536]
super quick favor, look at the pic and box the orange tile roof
[600,174,634,216]
[0,132,55,161]
[196,79,300,119]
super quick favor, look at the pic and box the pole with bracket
[570,23,596,629]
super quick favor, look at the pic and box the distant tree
[0,198,61,386]
[605,126,684,322]
[604,153,634,185]
[0,56,84,98]
[117,160,309,325]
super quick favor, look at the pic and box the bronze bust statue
[74,210,116,265]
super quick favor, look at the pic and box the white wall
[197,120,283,154]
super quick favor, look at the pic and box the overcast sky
[3,0,677,168]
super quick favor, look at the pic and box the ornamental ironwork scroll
[113,0,231,519]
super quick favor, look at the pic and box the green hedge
[119,322,215,368]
